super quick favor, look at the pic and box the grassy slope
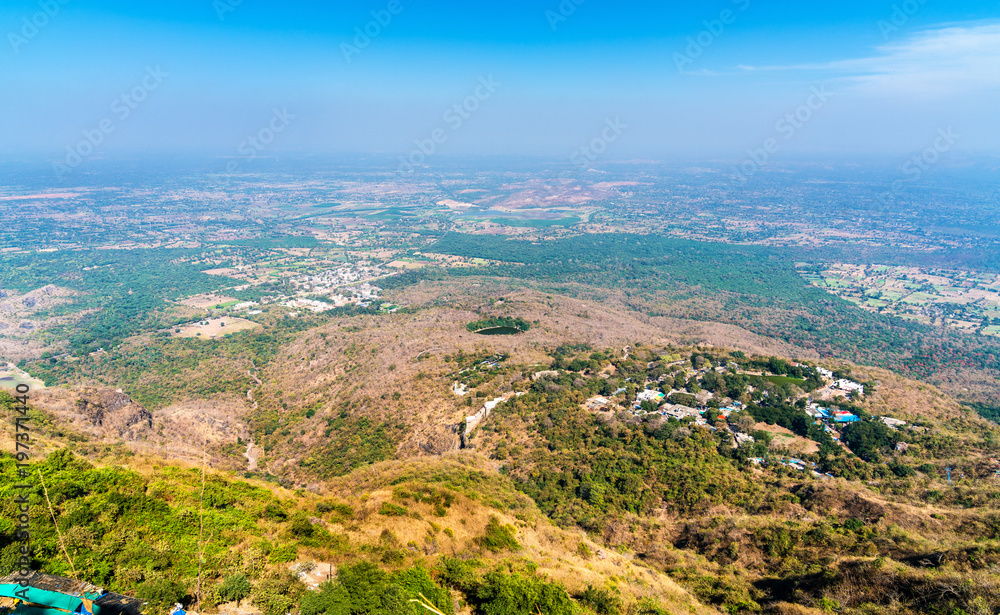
[0,421,711,615]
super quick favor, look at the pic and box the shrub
[576,585,622,615]
[317,501,354,519]
[268,542,298,563]
[472,572,576,615]
[477,516,520,552]
[135,578,186,612]
[436,557,482,593]
[380,502,409,516]
[842,518,864,531]
[261,501,288,521]
[289,513,316,537]
[636,599,670,615]
[888,461,915,477]
[214,573,251,603]
[393,567,453,614]
[300,561,453,615]
[251,573,304,615]
[299,582,351,615]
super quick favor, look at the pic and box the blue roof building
[833,413,859,423]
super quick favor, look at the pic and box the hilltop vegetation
[0,428,708,615]
[466,316,532,334]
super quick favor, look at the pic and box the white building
[636,389,665,403]
[833,379,864,395]
[734,432,756,446]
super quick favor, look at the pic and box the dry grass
[314,454,715,615]
[756,422,820,455]
[255,279,827,475]
[171,317,261,339]
[178,293,239,309]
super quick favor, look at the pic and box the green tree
[472,572,577,615]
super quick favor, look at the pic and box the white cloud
[741,22,1000,97]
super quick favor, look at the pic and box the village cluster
[279,282,384,313]
[164,265,396,337]
[279,265,388,312]
[447,348,981,481]
[287,264,387,295]
[580,361,890,474]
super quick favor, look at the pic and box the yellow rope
[38,469,78,581]
[409,593,447,615]
[196,447,207,612]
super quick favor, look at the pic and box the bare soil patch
[171,317,260,339]
[178,293,238,309]
[755,422,820,454]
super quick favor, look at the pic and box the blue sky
[2,0,999,163]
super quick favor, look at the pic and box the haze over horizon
[3,0,1000,165]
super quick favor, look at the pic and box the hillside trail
[244,361,264,471]
[246,361,262,410]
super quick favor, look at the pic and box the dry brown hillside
[249,281,821,477]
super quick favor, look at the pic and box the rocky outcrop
[464,392,525,437]
[74,388,153,441]
[396,425,461,458]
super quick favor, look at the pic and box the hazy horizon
[3,0,1000,168]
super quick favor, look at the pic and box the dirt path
[244,362,264,471]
